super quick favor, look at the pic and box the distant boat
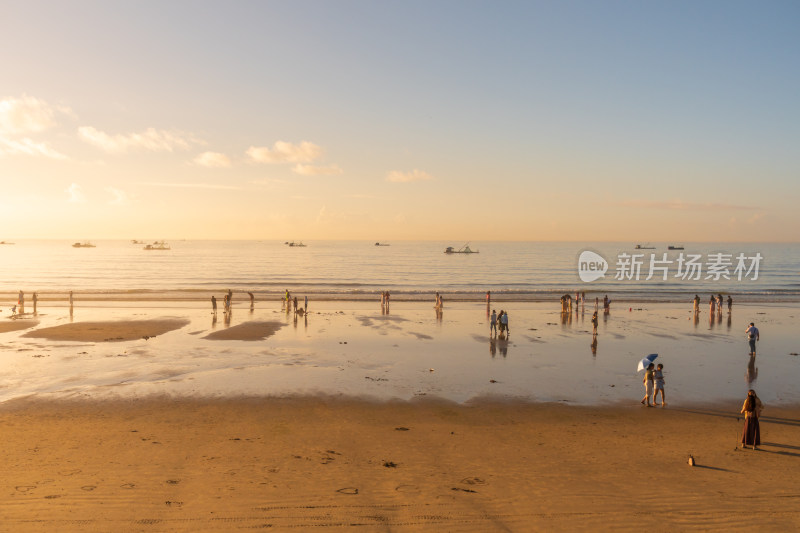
[143,241,170,250]
[634,244,655,249]
[375,242,390,246]
[72,241,96,248]
[668,245,684,250]
[286,241,306,247]
[444,243,479,254]
[0,241,14,245]
[131,239,143,244]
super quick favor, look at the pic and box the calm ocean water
[0,240,798,302]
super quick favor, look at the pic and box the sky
[1,0,798,242]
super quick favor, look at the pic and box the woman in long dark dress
[741,389,763,450]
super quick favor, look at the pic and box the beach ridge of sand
[20,318,190,342]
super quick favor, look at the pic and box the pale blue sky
[1,1,798,241]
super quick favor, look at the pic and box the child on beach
[653,364,666,406]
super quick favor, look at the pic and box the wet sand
[0,319,39,334]
[21,318,190,343]
[202,320,284,341]
[1,396,799,531]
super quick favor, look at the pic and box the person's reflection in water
[591,334,598,356]
[693,310,699,328]
[489,337,496,358]
[497,336,508,357]
[304,311,308,330]
[727,312,732,330]
[746,355,758,385]
[224,308,232,326]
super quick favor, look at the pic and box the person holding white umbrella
[638,353,658,407]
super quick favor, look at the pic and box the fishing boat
[72,241,96,248]
[444,243,479,254]
[0,241,14,245]
[143,241,171,250]
[667,245,684,250]
[286,241,307,247]
[375,242,390,246]
[634,244,655,249]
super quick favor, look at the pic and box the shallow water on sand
[0,301,798,406]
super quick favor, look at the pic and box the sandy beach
[1,397,799,531]
[1,299,800,530]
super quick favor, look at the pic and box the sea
[1,240,798,303]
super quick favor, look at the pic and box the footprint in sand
[336,487,359,495]
[59,469,82,476]
[121,483,136,489]
[81,486,96,491]
[15,486,36,492]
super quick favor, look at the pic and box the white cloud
[0,95,71,159]
[105,186,131,205]
[0,137,67,159]
[193,151,232,168]
[385,169,433,183]
[246,141,323,164]
[65,183,86,203]
[292,163,343,176]
[618,199,755,211]
[0,95,65,135]
[78,126,199,154]
[139,181,241,190]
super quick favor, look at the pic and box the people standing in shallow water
[727,295,733,312]
[745,322,760,355]
[500,310,509,336]
[211,295,217,314]
[740,389,763,450]
[490,309,497,337]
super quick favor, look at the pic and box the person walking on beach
[740,389,763,450]
[727,295,733,312]
[69,290,74,315]
[490,309,497,337]
[653,364,666,406]
[693,294,700,314]
[591,311,598,335]
[211,295,217,314]
[32,292,38,314]
[293,296,298,314]
[745,322,760,355]
[500,310,509,336]
[641,363,655,407]
[248,292,254,309]
[304,295,308,312]
[709,295,715,315]
[603,295,610,312]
